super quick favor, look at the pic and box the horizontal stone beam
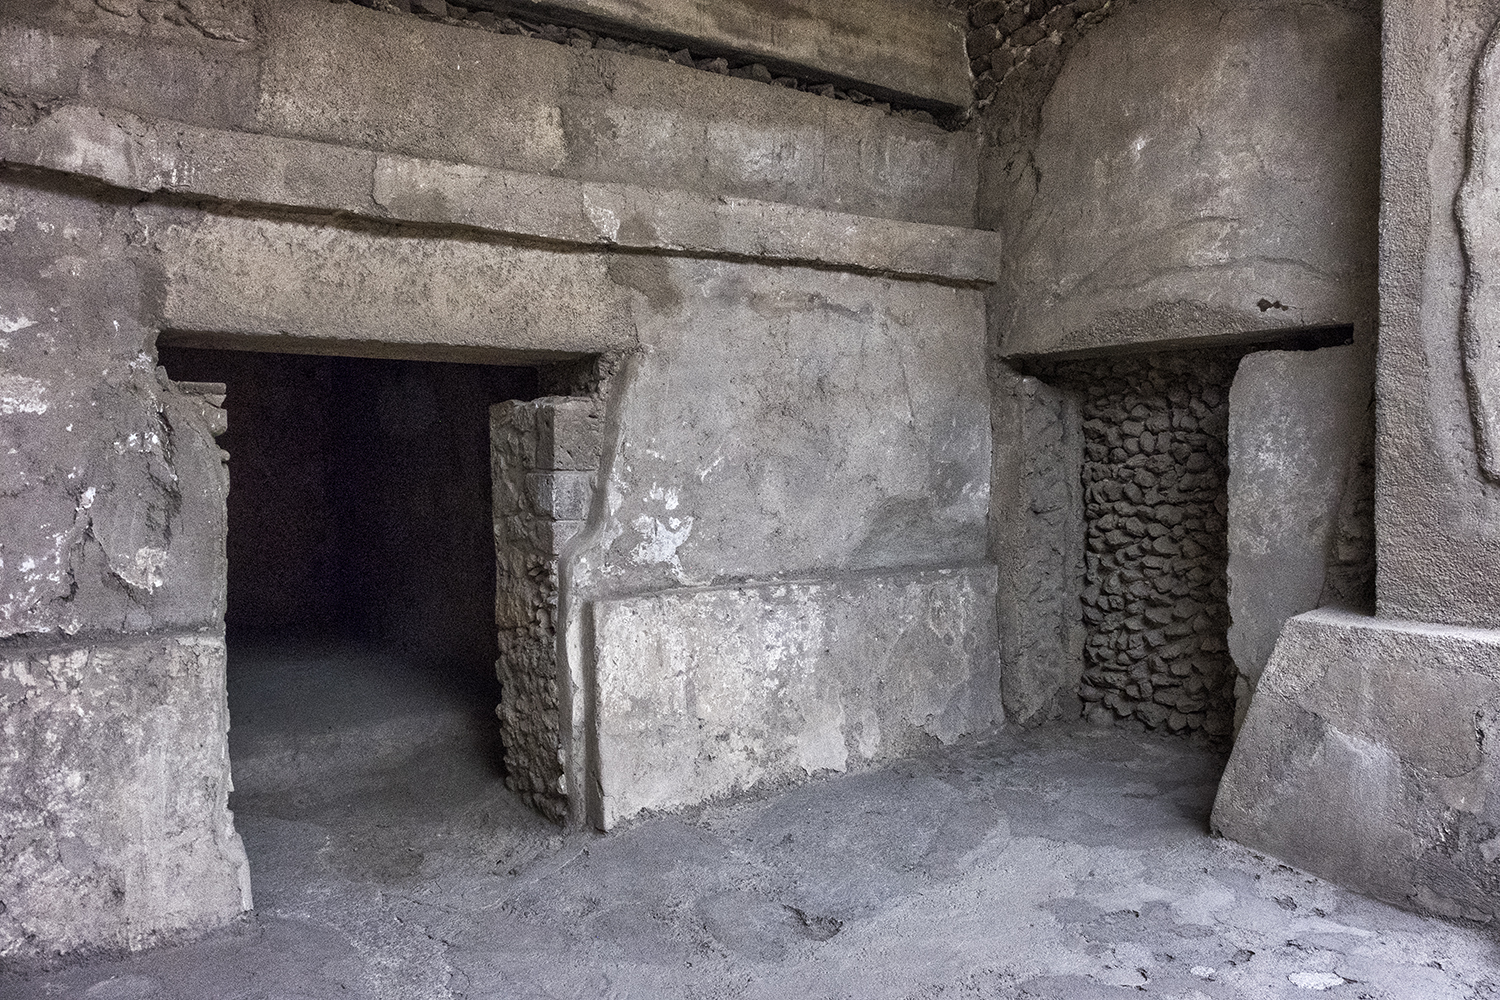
[0,104,1000,286]
[469,0,974,111]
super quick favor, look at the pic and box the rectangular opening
[156,346,542,876]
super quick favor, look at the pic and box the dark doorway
[156,346,539,880]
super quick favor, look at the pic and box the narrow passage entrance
[156,347,538,873]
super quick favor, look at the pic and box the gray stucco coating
[1378,0,1500,627]
[993,0,1379,359]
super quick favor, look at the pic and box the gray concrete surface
[1215,608,1500,925]
[992,0,1379,359]
[1226,346,1375,723]
[1377,0,1500,628]
[590,566,1000,829]
[5,641,1498,998]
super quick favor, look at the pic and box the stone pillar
[991,366,1085,727]
[0,180,251,961]
[1223,345,1374,730]
[490,397,603,823]
[1212,0,1500,921]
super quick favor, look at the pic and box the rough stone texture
[1048,351,1238,739]
[1459,14,1500,485]
[1226,346,1375,725]
[988,0,1379,359]
[2,1,981,228]
[0,178,231,642]
[405,0,975,111]
[1213,608,1500,923]
[10,693,1498,998]
[1376,0,1500,628]
[590,567,1000,830]
[153,212,639,363]
[0,634,251,959]
[491,398,603,822]
[990,367,1084,728]
[0,104,1000,284]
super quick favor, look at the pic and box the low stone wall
[1214,609,1500,922]
[589,566,1001,829]
[1049,352,1238,739]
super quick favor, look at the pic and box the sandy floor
[4,643,1497,999]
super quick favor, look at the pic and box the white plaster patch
[0,214,16,231]
[629,485,693,572]
[0,374,49,414]
[630,513,694,570]
[584,194,621,242]
[0,315,37,334]
[1289,972,1346,990]
[114,547,168,592]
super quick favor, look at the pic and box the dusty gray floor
[4,644,1498,999]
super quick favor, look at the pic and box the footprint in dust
[84,975,171,1000]
[697,891,844,961]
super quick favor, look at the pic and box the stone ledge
[1212,608,1500,921]
[0,104,1001,286]
[471,0,974,112]
[589,565,1002,830]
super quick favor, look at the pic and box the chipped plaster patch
[584,194,622,242]
[0,316,37,334]
[0,374,49,415]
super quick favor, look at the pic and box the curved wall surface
[992,0,1380,359]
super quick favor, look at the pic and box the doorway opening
[1008,327,1370,745]
[156,346,540,872]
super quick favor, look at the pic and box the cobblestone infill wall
[1049,352,1239,740]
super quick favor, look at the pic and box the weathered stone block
[1213,609,1500,921]
[994,0,1378,358]
[525,470,595,521]
[590,566,1001,829]
[0,634,251,960]
[473,0,974,110]
[536,399,605,472]
[1226,345,1374,725]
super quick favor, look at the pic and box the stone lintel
[0,104,1000,287]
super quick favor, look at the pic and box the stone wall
[490,397,603,822]
[1048,352,1238,740]
[0,0,1001,958]
[991,369,1084,727]
[333,0,952,125]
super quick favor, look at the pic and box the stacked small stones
[961,0,1126,114]
[331,0,942,126]
[1053,354,1238,740]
